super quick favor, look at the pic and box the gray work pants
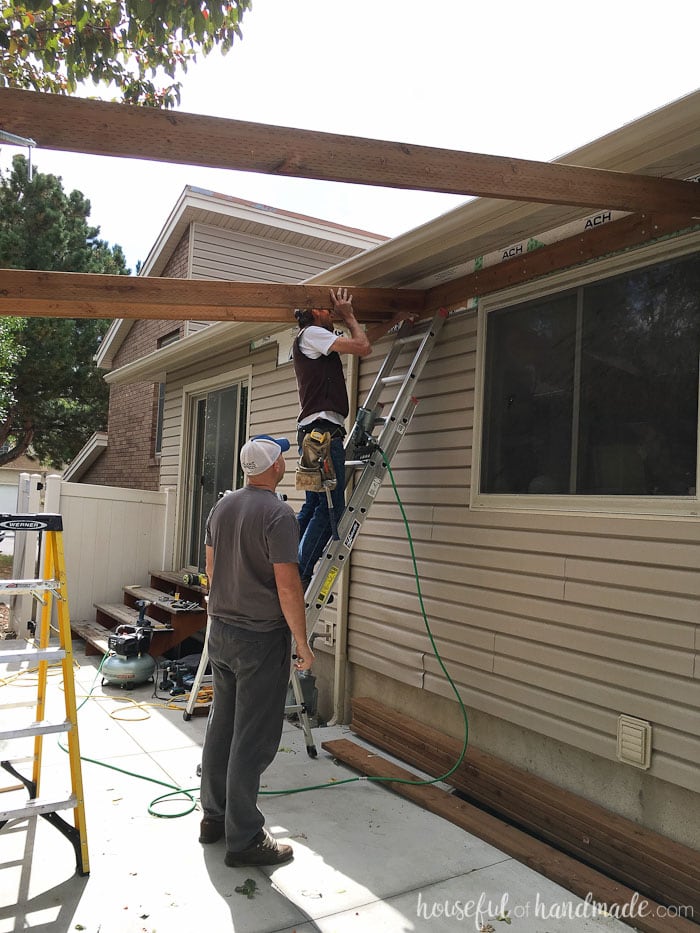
[199,618,291,851]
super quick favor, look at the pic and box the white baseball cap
[240,435,291,476]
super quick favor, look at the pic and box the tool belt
[296,429,337,492]
[296,420,346,446]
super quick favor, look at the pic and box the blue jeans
[297,434,346,582]
[199,619,291,851]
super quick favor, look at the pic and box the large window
[480,251,700,499]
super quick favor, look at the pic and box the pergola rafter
[1,89,699,214]
[0,88,698,324]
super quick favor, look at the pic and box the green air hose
[260,448,469,795]
[61,448,470,814]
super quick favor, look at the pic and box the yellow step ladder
[0,513,89,876]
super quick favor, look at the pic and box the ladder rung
[0,647,66,664]
[381,374,408,386]
[0,755,33,767]
[0,719,73,740]
[0,700,37,711]
[0,579,61,597]
[0,794,77,821]
[345,459,370,469]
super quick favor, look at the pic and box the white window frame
[471,230,700,519]
[175,365,253,568]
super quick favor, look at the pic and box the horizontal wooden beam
[2,214,692,323]
[2,89,699,215]
[0,271,425,321]
[425,213,697,313]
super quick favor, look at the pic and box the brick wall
[81,230,190,489]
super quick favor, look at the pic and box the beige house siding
[344,312,699,797]
[190,223,356,284]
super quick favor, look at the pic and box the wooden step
[96,603,183,659]
[72,618,113,656]
[76,610,172,659]
[123,584,205,615]
[94,602,170,629]
[149,568,209,598]
[123,587,205,655]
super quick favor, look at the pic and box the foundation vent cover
[617,715,652,769]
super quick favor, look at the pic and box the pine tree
[0,155,129,467]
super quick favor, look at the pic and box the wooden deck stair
[72,570,207,658]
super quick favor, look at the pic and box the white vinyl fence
[7,473,176,633]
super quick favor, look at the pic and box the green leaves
[0,0,252,106]
[234,878,258,899]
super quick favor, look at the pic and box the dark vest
[293,328,349,423]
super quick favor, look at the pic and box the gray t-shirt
[205,486,299,631]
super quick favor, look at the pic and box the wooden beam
[2,89,699,215]
[2,214,693,323]
[425,213,697,313]
[322,739,698,933]
[0,271,425,321]
[351,698,700,915]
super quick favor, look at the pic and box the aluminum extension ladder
[0,513,90,876]
[184,310,448,756]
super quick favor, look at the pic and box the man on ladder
[293,287,415,589]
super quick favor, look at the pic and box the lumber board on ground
[322,738,698,933]
[351,698,700,915]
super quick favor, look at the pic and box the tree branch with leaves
[0,0,252,107]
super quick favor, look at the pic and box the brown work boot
[199,818,225,844]
[224,828,293,867]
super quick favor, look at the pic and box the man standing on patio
[198,434,314,867]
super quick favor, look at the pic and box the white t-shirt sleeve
[299,325,344,359]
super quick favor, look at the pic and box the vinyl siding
[345,312,700,794]
[191,223,355,283]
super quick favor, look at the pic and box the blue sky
[1,0,698,272]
